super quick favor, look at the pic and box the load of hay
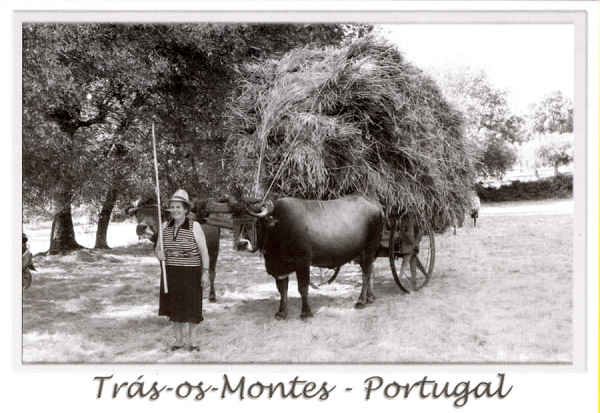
[225,36,476,232]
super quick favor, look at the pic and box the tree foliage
[432,67,522,179]
[23,24,161,208]
[527,90,573,135]
[22,23,369,251]
[145,24,372,197]
[536,138,573,176]
[480,135,518,179]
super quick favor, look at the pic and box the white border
[5,2,598,412]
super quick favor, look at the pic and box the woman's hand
[156,250,166,261]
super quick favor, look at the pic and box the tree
[527,91,573,135]
[480,134,518,179]
[432,67,523,179]
[22,23,371,252]
[536,139,573,176]
[22,24,162,253]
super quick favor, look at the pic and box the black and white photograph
[19,14,583,366]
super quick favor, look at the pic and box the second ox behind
[229,194,384,320]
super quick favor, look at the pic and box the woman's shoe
[171,345,184,351]
[187,345,200,352]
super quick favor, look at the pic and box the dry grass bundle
[225,36,476,231]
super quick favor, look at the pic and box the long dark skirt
[159,265,203,323]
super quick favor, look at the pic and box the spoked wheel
[408,230,435,291]
[389,221,411,293]
[389,224,435,292]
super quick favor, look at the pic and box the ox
[126,197,221,302]
[230,195,384,320]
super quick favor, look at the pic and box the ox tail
[327,267,342,284]
[319,266,341,286]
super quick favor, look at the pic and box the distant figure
[468,190,481,228]
[22,234,36,289]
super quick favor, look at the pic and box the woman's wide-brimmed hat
[168,189,191,207]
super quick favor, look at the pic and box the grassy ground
[22,200,572,363]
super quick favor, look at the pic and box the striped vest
[162,218,202,267]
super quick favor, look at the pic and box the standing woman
[156,189,210,351]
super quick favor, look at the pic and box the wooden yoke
[203,199,235,229]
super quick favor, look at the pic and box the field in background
[481,132,574,189]
[22,199,573,363]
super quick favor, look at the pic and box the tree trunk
[189,151,201,185]
[554,163,560,176]
[49,187,83,254]
[94,187,118,249]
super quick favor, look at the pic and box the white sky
[380,24,574,113]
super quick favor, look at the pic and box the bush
[476,175,572,202]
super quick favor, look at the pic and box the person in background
[22,233,35,290]
[468,190,481,227]
[156,189,210,352]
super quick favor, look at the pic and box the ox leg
[355,262,375,309]
[207,227,220,303]
[208,268,217,302]
[297,267,314,319]
[366,263,376,303]
[275,276,289,320]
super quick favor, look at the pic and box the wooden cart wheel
[389,222,411,293]
[389,225,435,292]
[408,230,435,291]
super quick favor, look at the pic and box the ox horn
[247,204,269,218]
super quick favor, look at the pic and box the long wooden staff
[152,123,168,293]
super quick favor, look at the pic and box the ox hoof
[354,302,367,309]
[300,311,314,320]
[275,311,288,320]
[209,295,216,303]
[367,295,376,304]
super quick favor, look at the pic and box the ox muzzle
[233,212,262,253]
